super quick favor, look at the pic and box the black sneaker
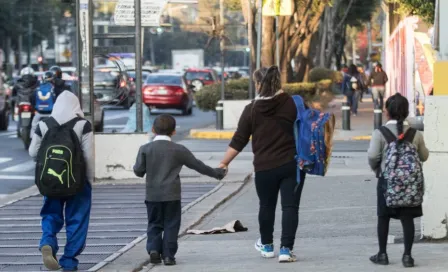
[369,253,389,265]
[149,251,162,264]
[402,255,415,268]
[164,257,176,266]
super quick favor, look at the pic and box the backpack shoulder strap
[292,95,305,121]
[379,126,396,144]
[43,117,59,129]
[63,117,84,130]
[403,128,417,143]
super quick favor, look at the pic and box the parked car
[142,73,194,115]
[93,66,133,108]
[183,68,218,91]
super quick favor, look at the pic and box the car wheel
[0,109,8,131]
[181,106,189,116]
[95,111,105,133]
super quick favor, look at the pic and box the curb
[190,129,372,141]
[98,174,253,272]
[189,129,234,140]
[0,185,39,208]
[351,135,372,141]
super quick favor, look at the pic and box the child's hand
[214,168,227,180]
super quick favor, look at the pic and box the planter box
[221,100,251,130]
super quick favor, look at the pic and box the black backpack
[35,117,86,197]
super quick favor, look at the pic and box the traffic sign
[114,0,168,27]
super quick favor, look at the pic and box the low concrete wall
[95,133,149,180]
[222,100,251,130]
[422,96,448,239]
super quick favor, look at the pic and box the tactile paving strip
[0,183,217,271]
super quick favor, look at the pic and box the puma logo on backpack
[36,117,86,197]
[380,127,424,208]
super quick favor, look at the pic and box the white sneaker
[278,247,297,263]
[254,238,275,258]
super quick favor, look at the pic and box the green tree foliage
[0,0,70,50]
[391,0,436,24]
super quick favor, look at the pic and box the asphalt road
[0,107,216,197]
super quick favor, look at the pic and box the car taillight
[174,87,187,96]
[143,87,153,95]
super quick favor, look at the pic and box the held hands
[215,163,229,180]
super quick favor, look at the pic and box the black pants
[378,216,415,255]
[145,200,181,259]
[255,160,306,250]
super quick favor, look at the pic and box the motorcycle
[18,102,34,150]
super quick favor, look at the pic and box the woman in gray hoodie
[29,91,94,271]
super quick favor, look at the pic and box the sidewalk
[98,140,254,272]
[190,95,382,141]
[140,152,448,272]
[0,140,254,272]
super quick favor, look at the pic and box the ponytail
[396,120,404,142]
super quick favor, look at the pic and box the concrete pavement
[138,148,448,272]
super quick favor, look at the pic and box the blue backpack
[35,82,55,113]
[292,95,335,184]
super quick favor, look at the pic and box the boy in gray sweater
[134,114,226,266]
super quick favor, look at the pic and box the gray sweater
[367,121,429,176]
[134,136,223,201]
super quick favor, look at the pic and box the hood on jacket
[253,91,290,116]
[51,91,84,125]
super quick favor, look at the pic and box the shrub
[309,67,335,82]
[195,78,334,112]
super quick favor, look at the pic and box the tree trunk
[241,0,257,74]
[261,16,274,67]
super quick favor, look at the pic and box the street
[0,107,216,198]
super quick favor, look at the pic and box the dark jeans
[145,200,181,259]
[346,90,361,114]
[255,160,306,250]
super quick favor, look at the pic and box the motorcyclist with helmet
[13,67,39,105]
[49,66,71,99]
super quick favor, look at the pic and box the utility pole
[149,31,156,65]
[367,21,372,71]
[247,0,254,98]
[135,0,143,132]
[256,0,262,69]
[52,15,58,65]
[219,0,225,101]
[27,1,34,67]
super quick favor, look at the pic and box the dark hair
[153,114,176,136]
[253,67,268,85]
[376,63,382,69]
[259,66,281,97]
[385,93,409,143]
[348,64,359,76]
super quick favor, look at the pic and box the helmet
[44,71,54,81]
[20,67,35,76]
[49,66,62,79]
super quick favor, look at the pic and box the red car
[184,68,219,91]
[142,73,194,115]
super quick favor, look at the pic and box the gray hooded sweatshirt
[29,91,95,184]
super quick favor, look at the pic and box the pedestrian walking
[29,91,94,271]
[369,63,388,110]
[342,64,366,116]
[367,93,429,268]
[133,114,226,266]
[357,65,369,103]
[218,66,305,263]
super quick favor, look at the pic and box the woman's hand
[218,163,229,176]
